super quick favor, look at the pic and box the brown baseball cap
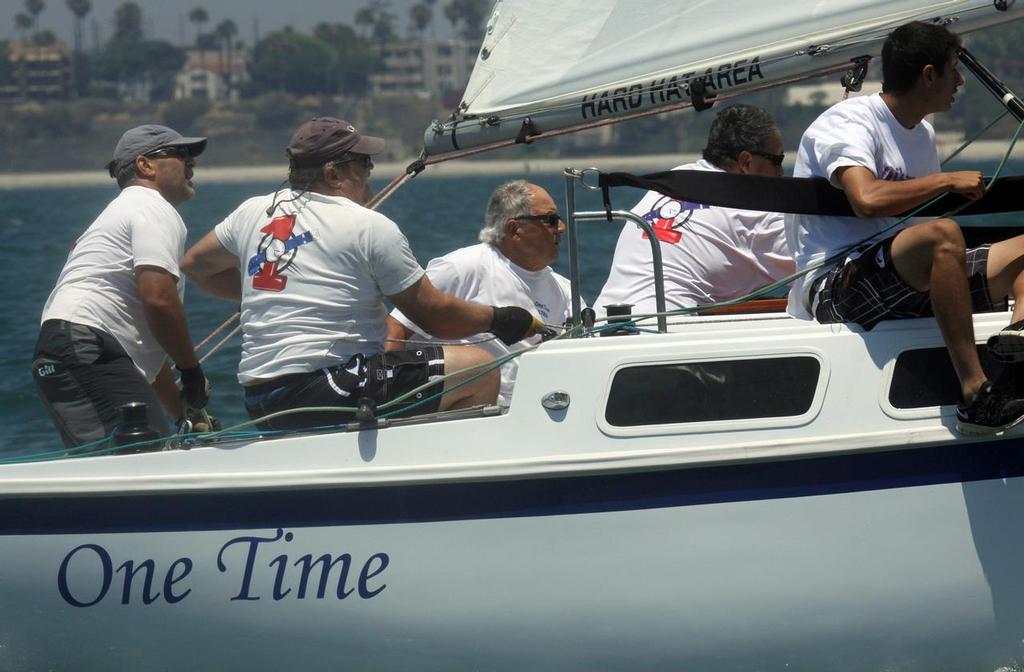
[286,117,385,165]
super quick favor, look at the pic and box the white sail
[423,0,1024,157]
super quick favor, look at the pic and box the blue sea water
[1,169,617,457]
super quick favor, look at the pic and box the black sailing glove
[489,306,543,346]
[177,364,209,410]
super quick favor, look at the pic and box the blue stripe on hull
[3,437,1024,534]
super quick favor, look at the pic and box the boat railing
[563,167,668,334]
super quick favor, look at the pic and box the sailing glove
[489,306,544,346]
[178,363,209,410]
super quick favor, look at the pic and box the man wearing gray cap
[32,124,210,450]
[182,117,541,430]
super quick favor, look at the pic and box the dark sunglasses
[748,149,785,167]
[146,146,192,161]
[514,212,563,228]
[332,154,374,171]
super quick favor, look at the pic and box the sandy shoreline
[0,140,1017,189]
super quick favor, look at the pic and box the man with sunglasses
[596,104,794,317]
[786,21,1024,434]
[387,180,574,406]
[182,118,542,429]
[32,124,210,449]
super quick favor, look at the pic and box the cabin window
[889,346,1005,409]
[605,356,820,426]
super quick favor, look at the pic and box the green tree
[189,6,209,68]
[162,98,211,131]
[247,30,337,96]
[443,0,489,41]
[312,21,380,95]
[409,2,432,40]
[25,0,45,31]
[92,37,185,101]
[215,18,237,91]
[252,91,301,129]
[113,2,143,42]
[14,13,33,41]
[66,0,91,53]
[355,1,396,48]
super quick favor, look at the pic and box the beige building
[174,48,248,101]
[0,40,72,100]
[369,39,480,98]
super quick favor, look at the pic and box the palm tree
[25,0,45,31]
[65,0,91,97]
[66,0,91,54]
[214,18,237,93]
[14,12,33,41]
[409,2,432,41]
[444,0,488,41]
[188,6,209,68]
[114,2,143,42]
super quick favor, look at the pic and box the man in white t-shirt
[32,124,210,449]
[786,21,1024,434]
[596,104,794,317]
[181,118,542,430]
[386,180,573,406]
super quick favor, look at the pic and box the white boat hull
[5,313,1024,669]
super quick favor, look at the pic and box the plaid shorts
[811,237,1005,330]
[244,346,446,431]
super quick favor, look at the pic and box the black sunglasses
[146,146,192,161]
[748,149,785,167]
[331,154,374,171]
[514,212,563,228]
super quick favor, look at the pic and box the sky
[4,0,449,49]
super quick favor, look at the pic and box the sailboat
[4,2,1024,669]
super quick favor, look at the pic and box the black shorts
[243,346,446,431]
[811,237,1004,330]
[32,319,170,450]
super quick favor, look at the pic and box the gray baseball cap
[286,117,384,166]
[105,124,207,177]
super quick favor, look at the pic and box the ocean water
[1,169,616,457]
[4,158,1022,457]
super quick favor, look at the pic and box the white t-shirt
[41,185,186,382]
[785,92,940,318]
[595,159,793,315]
[390,243,573,406]
[215,190,424,384]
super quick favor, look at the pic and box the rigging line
[194,311,240,353]
[199,324,242,366]
[941,110,1010,165]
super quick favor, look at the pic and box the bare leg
[891,218,986,402]
[985,234,1024,323]
[438,345,500,410]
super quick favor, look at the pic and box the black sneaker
[987,319,1024,363]
[956,381,1024,435]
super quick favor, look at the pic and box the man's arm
[152,363,184,420]
[837,166,985,218]
[389,276,494,339]
[181,231,242,301]
[385,316,415,351]
[137,266,199,369]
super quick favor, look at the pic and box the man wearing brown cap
[182,117,541,430]
[32,124,210,450]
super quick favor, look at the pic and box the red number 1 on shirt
[252,215,296,292]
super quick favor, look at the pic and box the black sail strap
[598,170,1024,217]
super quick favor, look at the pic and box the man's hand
[489,306,543,345]
[945,170,985,200]
[177,363,209,409]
